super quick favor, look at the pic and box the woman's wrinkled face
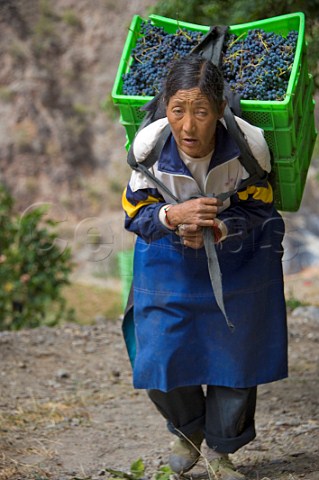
[166,88,224,158]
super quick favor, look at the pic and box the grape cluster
[222,29,298,101]
[122,20,298,101]
[122,21,203,97]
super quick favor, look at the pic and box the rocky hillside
[0,0,154,218]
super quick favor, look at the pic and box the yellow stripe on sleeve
[237,182,273,204]
[122,188,161,218]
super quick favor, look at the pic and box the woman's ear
[218,100,227,119]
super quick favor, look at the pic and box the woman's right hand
[166,197,223,229]
[176,224,204,249]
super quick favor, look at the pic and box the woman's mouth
[182,138,198,146]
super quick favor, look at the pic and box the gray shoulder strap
[223,105,267,180]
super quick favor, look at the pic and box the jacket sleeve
[217,118,280,242]
[217,178,281,242]
[122,183,173,242]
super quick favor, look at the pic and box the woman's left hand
[177,224,204,249]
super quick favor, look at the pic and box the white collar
[178,147,214,164]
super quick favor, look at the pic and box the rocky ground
[0,269,319,480]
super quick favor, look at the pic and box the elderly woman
[122,55,287,480]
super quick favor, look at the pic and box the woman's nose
[182,113,195,134]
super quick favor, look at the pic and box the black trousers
[148,385,257,453]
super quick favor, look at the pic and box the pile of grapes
[122,20,298,101]
[222,29,298,101]
[122,21,203,97]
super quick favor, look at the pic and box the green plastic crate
[275,86,316,180]
[119,116,140,145]
[112,12,306,115]
[264,74,314,159]
[121,71,315,159]
[112,12,316,211]
[274,98,316,211]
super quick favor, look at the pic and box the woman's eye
[195,110,208,116]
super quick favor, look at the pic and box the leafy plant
[153,465,174,480]
[286,295,309,312]
[105,458,174,480]
[0,185,74,330]
[105,458,146,480]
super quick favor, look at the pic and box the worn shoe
[208,455,246,480]
[168,431,204,474]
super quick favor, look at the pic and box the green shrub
[0,185,74,330]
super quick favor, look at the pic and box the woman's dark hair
[163,55,224,112]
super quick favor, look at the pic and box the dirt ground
[0,269,319,480]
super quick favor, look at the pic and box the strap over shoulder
[191,25,242,117]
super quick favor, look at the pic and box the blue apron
[123,209,287,392]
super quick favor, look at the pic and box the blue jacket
[122,118,287,392]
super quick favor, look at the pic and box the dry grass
[0,437,54,480]
[0,397,90,432]
[0,396,91,478]
[0,451,53,480]
[0,462,37,480]
[0,391,110,480]
[62,281,123,324]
